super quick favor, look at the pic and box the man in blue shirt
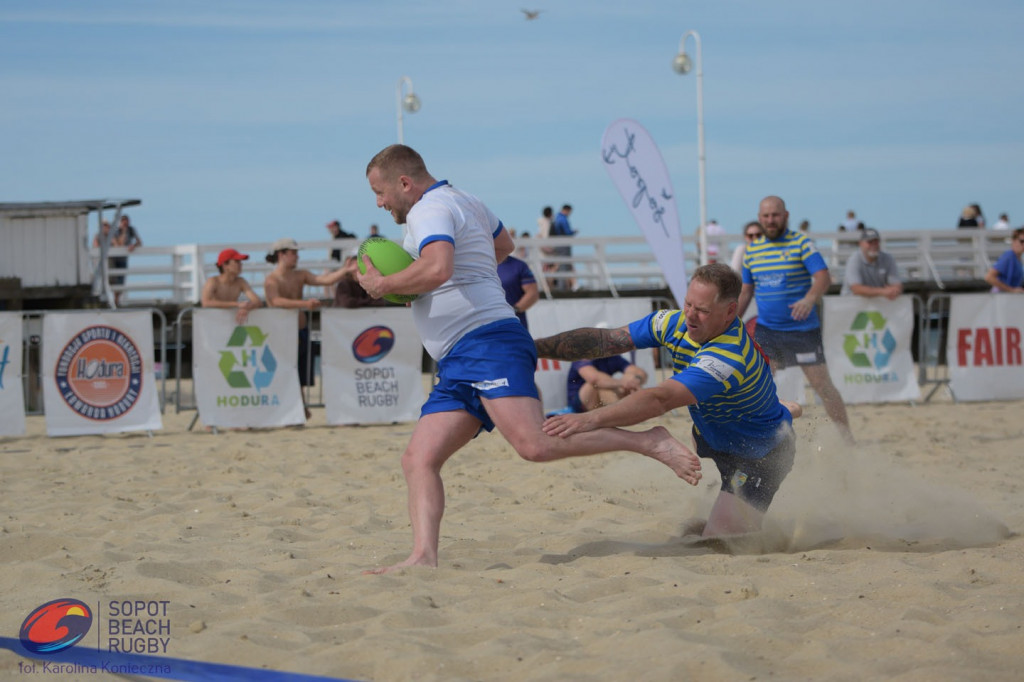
[538,263,801,536]
[984,227,1024,293]
[737,195,853,443]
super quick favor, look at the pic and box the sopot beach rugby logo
[19,598,93,654]
[55,326,143,420]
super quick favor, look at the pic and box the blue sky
[2,1,1022,248]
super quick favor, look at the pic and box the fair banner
[823,296,921,403]
[0,313,26,436]
[192,308,306,428]
[320,308,424,425]
[42,312,162,436]
[529,298,657,415]
[947,293,1024,401]
[601,119,688,306]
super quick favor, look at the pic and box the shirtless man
[200,248,262,324]
[263,238,348,417]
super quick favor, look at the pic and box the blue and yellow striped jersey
[742,229,828,331]
[628,310,792,459]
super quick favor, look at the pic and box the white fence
[90,229,1016,307]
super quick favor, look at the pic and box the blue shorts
[422,318,539,432]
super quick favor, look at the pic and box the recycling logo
[218,326,276,391]
[843,311,897,370]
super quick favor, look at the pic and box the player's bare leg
[487,396,702,486]
[364,411,479,574]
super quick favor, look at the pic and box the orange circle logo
[55,326,143,420]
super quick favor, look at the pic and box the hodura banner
[192,308,306,428]
[528,298,657,415]
[0,312,26,436]
[601,118,687,306]
[823,296,921,404]
[42,311,162,436]
[320,308,424,425]
[947,293,1024,401]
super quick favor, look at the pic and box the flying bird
[521,9,543,20]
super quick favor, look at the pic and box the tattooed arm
[534,325,637,360]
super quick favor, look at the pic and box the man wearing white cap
[200,248,262,324]
[264,238,348,416]
[840,228,903,299]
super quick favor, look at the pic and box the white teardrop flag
[601,119,687,304]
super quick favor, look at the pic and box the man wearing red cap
[201,248,262,324]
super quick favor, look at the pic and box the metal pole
[677,30,708,266]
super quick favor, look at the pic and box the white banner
[42,312,162,436]
[823,296,921,403]
[0,313,26,436]
[948,293,1024,401]
[601,119,688,306]
[193,309,306,428]
[320,308,425,425]
[529,298,657,414]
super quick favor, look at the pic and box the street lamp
[673,30,708,265]
[396,76,421,144]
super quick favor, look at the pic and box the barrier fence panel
[16,309,167,418]
[921,293,952,402]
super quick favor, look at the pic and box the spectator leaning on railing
[840,228,903,299]
[984,227,1024,293]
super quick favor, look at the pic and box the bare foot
[641,426,702,485]
[362,554,437,575]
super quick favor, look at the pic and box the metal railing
[87,229,1015,307]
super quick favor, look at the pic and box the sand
[2,389,1023,681]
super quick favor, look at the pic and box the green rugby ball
[357,237,418,304]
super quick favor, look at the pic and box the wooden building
[0,198,140,309]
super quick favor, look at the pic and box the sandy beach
[2,390,1023,681]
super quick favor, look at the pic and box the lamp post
[673,30,708,265]
[396,76,421,144]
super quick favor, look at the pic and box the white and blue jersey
[628,310,792,459]
[403,180,517,360]
[742,229,828,331]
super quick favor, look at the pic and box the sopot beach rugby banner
[192,309,306,429]
[0,312,26,436]
[320,308,424,425]
[42,312,162,436]
[601,118,688,306]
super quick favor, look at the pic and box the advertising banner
[528,298,657,415]
[601,119,688,306]
[824,296,921,403]
[192,308,306,428]
[42,312,162,436]
[320,308,424,425]
[947,293,1024,401]
[0,313,26,436]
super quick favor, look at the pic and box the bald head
[758,195,789,240]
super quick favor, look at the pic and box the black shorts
[754,325,825,370]
[298,328,314,387]
[693,425,796,512]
